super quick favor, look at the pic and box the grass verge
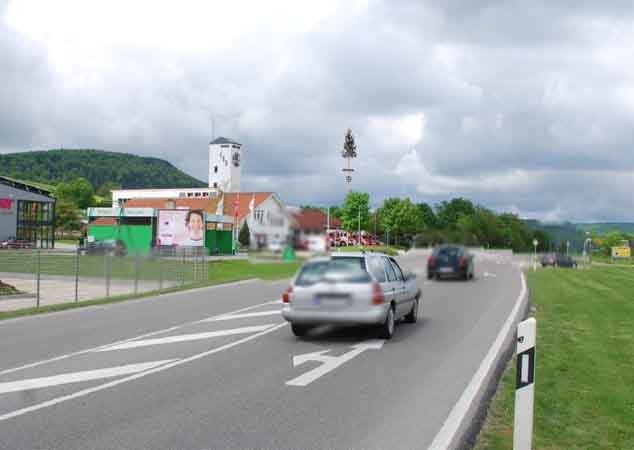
[335,245,405,256]
[0,280,22,295]
[0,259,301,321]
[474,266,634,450]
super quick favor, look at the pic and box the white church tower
[208,137,243,192]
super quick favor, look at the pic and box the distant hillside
[575,223,634,234]
[0,149,206,190]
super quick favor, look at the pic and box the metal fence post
[74,248,80,302]
[181,250,186,286]
[105,252,111,298]
[35,250,41,308]
[158,254,163,293]
[134,254,140,295]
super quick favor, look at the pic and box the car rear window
[437,247,461,261]
[295,257,371,286]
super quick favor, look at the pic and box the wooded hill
[0,149,206,191]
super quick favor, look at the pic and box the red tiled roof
[90,217,117,225]
[292,208,341,231]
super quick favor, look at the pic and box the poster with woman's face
[157,209,205,247]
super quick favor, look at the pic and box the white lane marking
[428,271,527,450]
[0,360,176,395]
[483,272,497,278]
[286,340,384,387]
[0,299,280,376]
[202,310,281,322]
[95,325,275,351]
[0,323,287,423]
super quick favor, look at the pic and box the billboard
[611,246,631,258]
[157,209,205,247]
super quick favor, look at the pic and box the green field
[475,266,634,450]
[334,245,405,256]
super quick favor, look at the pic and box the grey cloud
[2,1,634,221]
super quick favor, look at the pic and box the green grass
[335,245,405,256]
[208,259,301,284]
[475,267,634,450]
[591,255,634,265]
[0,280,22,296]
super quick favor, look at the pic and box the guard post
[513,317,536,450]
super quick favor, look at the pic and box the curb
[428,269,529,450]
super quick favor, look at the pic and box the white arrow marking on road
[95,324,275,351]
[483,272,497,278]
[286,340,384,387]
[202,310,281,322]
[0,360,176,395]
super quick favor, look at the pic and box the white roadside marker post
[513,317,536,450]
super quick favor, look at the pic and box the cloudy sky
[2,0,634,221]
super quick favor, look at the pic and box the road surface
[0,250,524,450]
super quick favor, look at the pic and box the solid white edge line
[0,299,280,376]
[0,322,288,422]
[427,271,527,450]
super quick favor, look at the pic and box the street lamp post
[533,239,538,271]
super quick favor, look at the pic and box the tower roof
[210,136,241,146]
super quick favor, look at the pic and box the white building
[208,137,242,192]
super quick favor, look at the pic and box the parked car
[80,239,127,257]
[541,253,557,267]
[281,252,421,339]
[427,244,475,280]
[555,254,577,268]
[0,237,34,249]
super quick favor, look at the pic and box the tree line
[304,192,552,252]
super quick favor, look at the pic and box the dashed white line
[0,299,280,376]
[95,325,276,351]
[0,360,176,395]
[0,322,288,423]
[202,310,281,322]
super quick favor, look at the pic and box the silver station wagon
[281,252,421,339]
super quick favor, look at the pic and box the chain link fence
[0,248,209,311]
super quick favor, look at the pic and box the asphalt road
[0,250,523,450]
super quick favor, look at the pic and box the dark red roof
[292,208,341,231]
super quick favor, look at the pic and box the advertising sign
[157,209,205,247]
[611,246,631,258]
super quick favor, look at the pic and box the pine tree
[342,128,357,158]
[238,221,250,247]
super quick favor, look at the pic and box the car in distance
[541,253,577,268]
[541,253,557,267]
[555,254,577,268]
[427,244,474,280]
[80,239,127,257]
[0,237,35,249]
[281,252,421,339]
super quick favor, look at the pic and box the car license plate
[439,267,454,273]
[313,295,348,306]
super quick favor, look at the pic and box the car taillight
[459,256,467,267]
[428,255,436,267]
[282,286,293,303]
[372,282,385,305]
